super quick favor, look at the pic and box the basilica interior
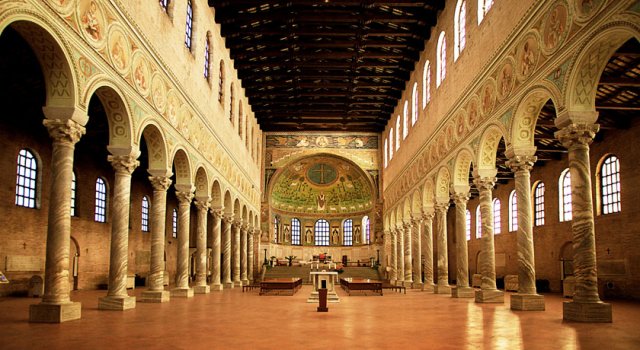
[0,0,639,348]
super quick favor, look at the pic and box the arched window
[475,205,482,239]
[315,219,330,246]
[291,218,301,245]
[403,101,409,139]
[478,0,494,25]
[184,0,193,50]
[395,117,400,151]
[15,149,38,209]
[141,196,150,232]
[230,83,235,124]
[509,190,517,232]
[559,168,572,222]
[383,139,388,168]
[422,61,431,109]
[362,216,370,244]
[70,171,76,216]
[238,104,244,138]
[159,0,169,12]
[466,209,471,241]
[273,216,279,243]
[204,34,211,80]
[389,130,394,160]
[493,198,501,234]
[343,219,353,246]
[454,0,466,61]
[95,177,107,223]
[218,61,225,104]
[436,31,446,87]
[172,208,178,238]
[600,155,621,215]
[534,182,545,226]
[412,83,419,125]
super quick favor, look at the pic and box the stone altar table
[307,271,340,303]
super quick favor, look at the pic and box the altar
[307,271,340,303]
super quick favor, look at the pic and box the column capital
[194,197,211,212]
[422,211,435,221]
[473,176,496,191]
[43,119,85,145]
[175,190,195,204]
[222,215,235,225]
[149,176,172,192]
[450,192,470,206]
[241,223,250,231]
[403,222,413,230]
[210,207,224,220]
[434,202,450,213]
[108,154,139,175]
[555,123,599,149]
[412,218,423,226]
[506,155,537,173]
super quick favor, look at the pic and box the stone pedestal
[422,283,435,293]
[511,293,545,311]
[412,281,424,289]
[308,271,340,303]
[171,288,194,298]
[140,290,170,303]
[98,296,136,311]
[451,286,475,298]
[29,302,81,323]
[224,282,235,289]
[211,283,224,291]
[563,301,612,323]
[434,284,451,294]
[194,285,210,294]
[475,289,504,303]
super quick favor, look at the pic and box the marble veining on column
[390,231,397,284]
[233,220,242,287]
[434,202,451,294]
[422,212,435,292]
[99,154,139,310]
[240,224,248,285]
[210,209,223,290]
[396,228,405,285]
[451,193,474,298]
[248,229,255,282]
[222,216,234,288]
[556,123,611,322]
[172,189,194,298]
[412,218,423,289]
[403,222,413,286]
[30,119,85,323]
[193,198,211,294]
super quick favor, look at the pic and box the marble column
[240,224,249,285]
[507,155,545,310]
[390,230,397,284]
[556,123,612,322]
[403,222,413,287]
[422,212,435,292]
[248,229,255,283]
[140,175,172,303]
[412,218,423,289]
[193,198,211,294]
[232,220,242,287]
[30,119,84,323]
[396,228,405,286]
[172,188,194,298]
[222,216,234,288]
[473,177,504,303]
[210,209,223,290]
[450,193,474,298]
[99,153,139,310]
[434,202,451,294]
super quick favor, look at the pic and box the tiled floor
[0,287,638,350]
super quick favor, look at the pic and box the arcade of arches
[0,0,639,345]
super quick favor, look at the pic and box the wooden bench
[381,281,406,294]
[259,278,302,296]
[242,283,260,292]
[340,278,383,296]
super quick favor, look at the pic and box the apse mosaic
[270,156,373,215]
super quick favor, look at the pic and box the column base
[234,280,243,287]
[434,284,451,294]
[193,285,211,294]
[242,279,249,285]
[395,280,404,286]
[29,301,81,323]
[140,290,170,303]
[403,280,413,288]
[412,282,424,289]
[390,279,397,286]
[224,282,235,289]
[98,295,136,310]
[210,283,224,291]
[563,301,612,323]
[422,283,435,293]
[451,286,475,298]
[475,289,504,303]
[171,287,194,298]
[511,293,545,311]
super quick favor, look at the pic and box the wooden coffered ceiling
[209,0,446,132]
